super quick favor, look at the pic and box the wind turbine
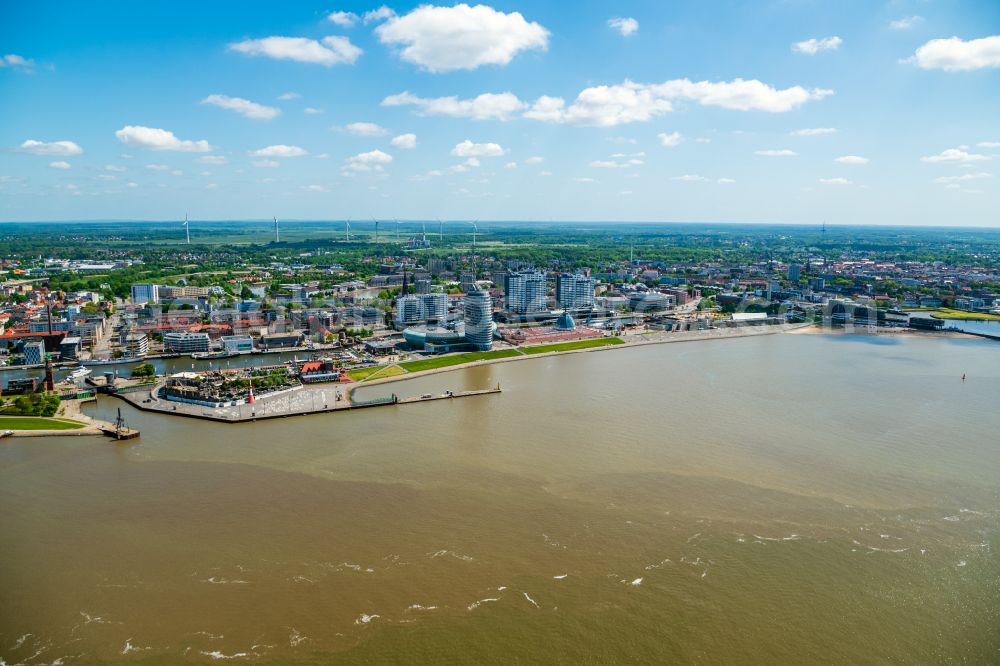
[394,218,400,241]
[371,216,379,242]
[183,214,190,244]
[469,220,479,253]
[274,216,279,243]
[437,217,444,241]
[421,221,427,246]
[345,218,351,241]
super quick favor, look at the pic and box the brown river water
[1,332,998,664]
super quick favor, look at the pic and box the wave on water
[553,574,568,579]
[354,614,379,625]
[428,550,474,562]
[121,638,152,655]
[204,576,250,585]
[467,598,500,611]
[405,604,438,612]
[522,592,540,608]
[201,650,250,660]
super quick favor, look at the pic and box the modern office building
[556,273,595,309]
[124,333,149,356]
[59,336,82,360]
[221,335,255,353]
[414,278,431,295]
[504,270,547,313]
[787,263,802,283]
[22,340,46,365]
[464,287,495,350]
[162,331,210,353]
[130,283,159,305]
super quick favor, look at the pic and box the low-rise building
[163,331,210,353]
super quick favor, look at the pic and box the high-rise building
[395,293,449,325]
[464,287,494,350]
[787,263,801,283]
[504,270,547,313]
[420,293,448,321]
[459,272,477,293]
[130,283,159,305]
[556,273,595,309]
[415,278,431,295]
[395,295,422,325]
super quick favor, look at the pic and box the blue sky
[1,0,998,225]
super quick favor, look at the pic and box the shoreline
[352,322,811,394]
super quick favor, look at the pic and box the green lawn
[347,366,382,381]
[522,337,625,354]
[399,349,522,373]
[363,365,408,380]
[0,416,85,431]
[930,308,1000,322]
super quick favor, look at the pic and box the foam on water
[428,549,474,562]
[354,614,379,625]
[522,592,540,608]
[553,574,568,579]
[201,650,250,660]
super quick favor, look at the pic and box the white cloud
[934,172,991,184]
[196,155,228,165]
[228,36,362,66]
[539,170,552,176]
[524,156,544,165]
[607,136,638,144]
[364,6,395,23]
[251,144,308,157]
[717,178,736,184]
[889,16,923,30]
[344,149,393,172]
[375,4,549,72]
[589,160,628,169]
[145,164,170,171]
[657,132,683,147]
[252,159,280,168]
[170,169,184,176]
[671,174,706,182]
[504,161,517,169]
[382,91,526,121]
[48,161,71,169]
[200,94,280,120]
[0,54,34,71]
[525,78,832,126]
[104,164,127,172]
[18,139,83,156]
[791,127,836,136]
[920,147,990,163]
[608,17,639,37]
[819,177,851,185]
[834,155,869,165]
[301,184,329,192]
[978,141,1000,148]
[573,177,597,183]
[610,151,645,158]
[792,36,842,55]
[450,140,506,157]
[115,126,211,152]
[755,149,797,157]
[126,181,138,188]
[908,36,1000,71]
[277,92,301,100]
[391,133,417,149]
[304,107,323,114]
[328,11,359,27]
[342,122,388,137]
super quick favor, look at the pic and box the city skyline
[1,1,999,225]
